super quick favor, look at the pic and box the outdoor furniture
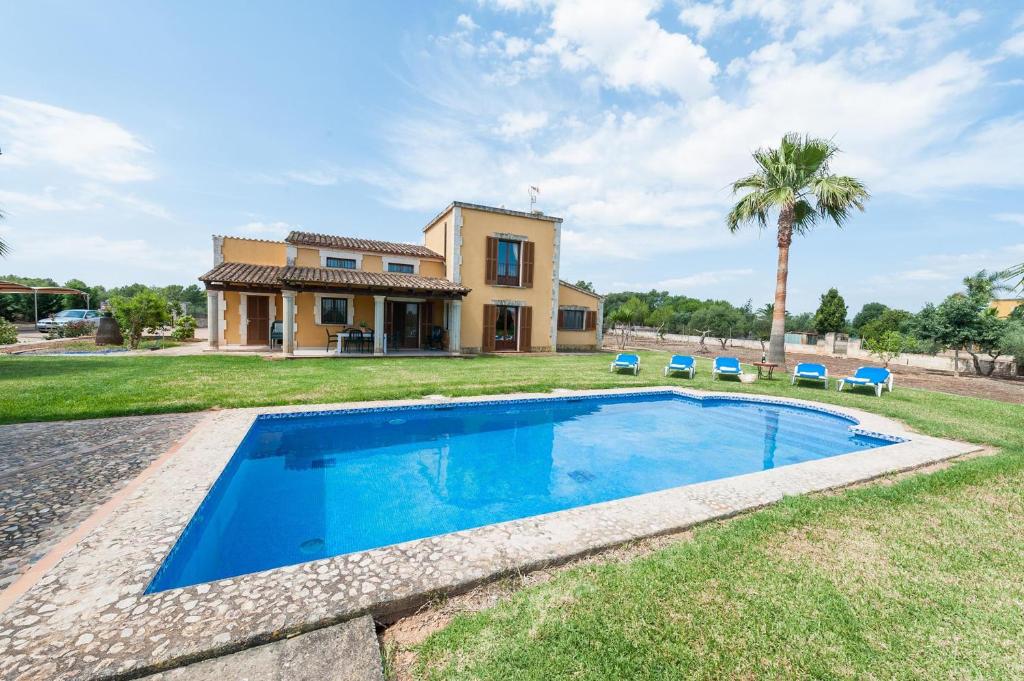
[838,367,893,397]
[712,356,743,380]
[792,362,828,387]
[270,320,283,350]
[326,328,340,353]
[610,353,640,375]
[361,329,374,353]
[753,361,779,379]
[427,325,445,350]
[344,329,363,353]
[664,354,695,378]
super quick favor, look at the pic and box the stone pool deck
[0,388,980,680]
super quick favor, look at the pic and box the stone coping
[0,388,979,680]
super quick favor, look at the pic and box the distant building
[990,298,1023,319]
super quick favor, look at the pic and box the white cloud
[284,168,340,186]
[615,268,756,293]
[866,244,1024,292]
[0,188,95,212]
[995,213,1024,226]
[6,233,206,281]
[0,95,154,182]
[1001,32,1024,57]
[0,184,169,219]
[495,110,549,138]
[232,221,294,239]
[455,14,479,31]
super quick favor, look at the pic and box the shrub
[110,291,171,349]
[47,320,95,339]
[0,317,16,345]
[171,315,197,340]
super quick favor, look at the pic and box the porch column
[282,289,296,355]
[373,295,386,355]
[449,299,462,353]
[206,290,220,349]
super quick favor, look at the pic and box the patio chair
[712,356,743,380]
[343,329,362,353]
[664,354,695,378]
[427,325,444,350]
[270,320,283,350]
[361,329,374,353]
[837,367,893,397]
[791,362,828,388]
[610,353,640,375]
[326,328,340,353]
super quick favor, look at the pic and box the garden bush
[0,317,17,345]
[171,315,197,340]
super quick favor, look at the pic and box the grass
[3,350,1023,677]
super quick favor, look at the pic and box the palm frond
[726,190,770,232]
[812,174,869,226]
[791,198,819,235]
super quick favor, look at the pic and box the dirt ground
[610,337,1024,405]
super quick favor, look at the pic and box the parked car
[36,309,102,333]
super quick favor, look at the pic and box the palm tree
[727,133,869,366]
[0,207,7,258]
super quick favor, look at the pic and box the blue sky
[1,0,1022,314]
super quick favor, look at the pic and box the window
[387,262,415,274]
[320,297,348,325]
[560,309,585,330]
[325,257,356,269]
[496,239,520,286]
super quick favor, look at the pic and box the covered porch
[199,262,469,356]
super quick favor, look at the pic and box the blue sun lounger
[791,362,828,387]
[712,356,742,380]
[837,366,893,397]
[664,355,696,378]
[610,353,640,375]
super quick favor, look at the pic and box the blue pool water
[148,393,895,592]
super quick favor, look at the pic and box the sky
[1,0,1022,314]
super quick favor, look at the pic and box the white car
[36,309,102,333]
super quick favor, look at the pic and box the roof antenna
[528,185,540,213]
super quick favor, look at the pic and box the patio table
[752,361,778,379]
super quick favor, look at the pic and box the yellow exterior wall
[423,207,454,279]
[419,259,446,278]
[221,238,286,266]
[223,291,242,345]
[556,282,601,349]
[294,247,319,267]
[294,293,379,349]
[991,299,1023,319]
[457,207,558,352]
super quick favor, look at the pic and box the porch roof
[199,262,470,297]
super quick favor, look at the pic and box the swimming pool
[148,392,896,592]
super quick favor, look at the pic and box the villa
[199,201,603,355]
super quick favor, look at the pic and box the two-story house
[199,201,603,355]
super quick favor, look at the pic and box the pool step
[143,615,383,681]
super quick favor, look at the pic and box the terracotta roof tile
[285,231,442,259]
[199,262,468,295]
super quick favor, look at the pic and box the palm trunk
[767,208,793,368]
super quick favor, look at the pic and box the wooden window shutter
[482,304,497,352]
[419,303,431,348]
[485,237,498,285]
[521,241,535,288]
[519,306,532,352]
[557,308,565,330]
[585,310,596,331]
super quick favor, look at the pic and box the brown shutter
[521,241,534,288]
[557,308,565,330]
[519,306,532,352]
[483,304,497,352]
[585,310,596,331]
[485,237,498,285]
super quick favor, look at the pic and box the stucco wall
[221,238,286,266]
[556,282,600,349]
[423,207,454,280]
[992,299,1023,319]
[458,207,558,352]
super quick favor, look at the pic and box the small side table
[752,361,778,379]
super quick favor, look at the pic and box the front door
[247,296,269,345]
[393,302,419,349]
[494,305,517,351]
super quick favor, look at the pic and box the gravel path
[0,413,203,588]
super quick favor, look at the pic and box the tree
[109,291,171,349]
[813,288,848,334]
[573,280,595,293]
[865,331,907,368]
[851,302,888,335]
[608,296,649,349]
[689,303,747,350]
[860,308,914,342]
[727,133,869,367]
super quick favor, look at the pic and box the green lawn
[3,351,1024,677]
